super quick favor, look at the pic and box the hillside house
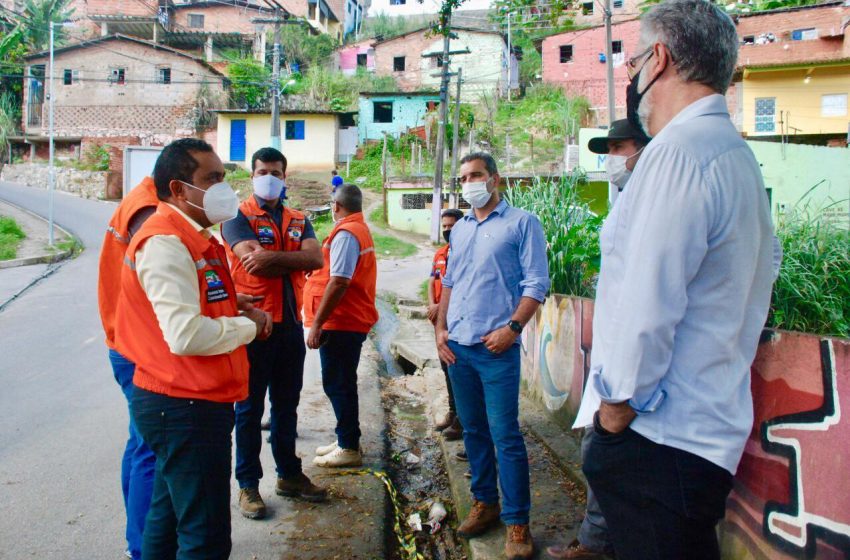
[275,0,343,40]
[357,91,439,143]
[366,0,492,18]
[337,40,375,75]
[373,26,518,101]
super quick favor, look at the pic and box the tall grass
[0,215,26,260]
[769,209,850,338]
[506,174,602,298]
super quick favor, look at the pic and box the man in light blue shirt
[573,2,780,559]
[436,152,549,559]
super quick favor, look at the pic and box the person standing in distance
[436,153,550,560]
[97,175,159,560]
[304,184,379,468]
[428,208,464,440]
[574,2,780,558]
[115,138,272,559]
[547,119,649,560]
[223,147,327,520]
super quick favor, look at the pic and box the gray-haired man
[574,1,779,559]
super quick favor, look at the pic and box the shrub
[0,215,26,260]
[506,174,602,298]
[769,209,850,338]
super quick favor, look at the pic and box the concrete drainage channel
[374,297,466,560]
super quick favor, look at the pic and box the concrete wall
[172,4,268,34]
[542,20,640,125]
[23,38,226,138]
[374,29,512,98]
[0,163,107,199]
[385,181,438,235]
[749,140,850,229]
[742,65,850,137]
[358,94,438,142]
[217,113,339,171]
[366,0,491,18]
[520,294,850,559]
[338,42,375,75]
[572,0,641,27]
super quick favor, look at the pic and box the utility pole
[604,0,615,125]
[448,67,463,209]
[255,1,295,149]
[506,10,512,101]
[431,14,452,244]
[48,21,55,246]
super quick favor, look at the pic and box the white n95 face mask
[182,180,239,225]
[252,174,286,201]
[462,180,492,209]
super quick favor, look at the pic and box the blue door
[230,119,246,162]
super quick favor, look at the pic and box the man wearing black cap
[546,118,649,560]
[587,119,650,206]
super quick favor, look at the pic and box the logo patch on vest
[204,270,229,303]
[257,225,276,246]
[287,226,303,242]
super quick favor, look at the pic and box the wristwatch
[507,320,523,334]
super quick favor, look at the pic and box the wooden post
[382,134,388,224]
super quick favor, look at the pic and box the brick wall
[23,37,226,138]
[172,4,268,34]
[542,19,641,125]
[572,0,641,27]
[374,31,432,91]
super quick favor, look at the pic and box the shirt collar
[662,94,729,132]
[165,202,210,238]
[254,194,282,212]
[463,198,509,222]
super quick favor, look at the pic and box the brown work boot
[435,411,456,431]
[505,524,534,560]
[276,472,328,502]
[238,487,267,519]
[546,538,607,559]
[442,417,463,441]
[457,499,501,538]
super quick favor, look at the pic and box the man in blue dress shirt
[573,1,780,559]
[436,152,550,560]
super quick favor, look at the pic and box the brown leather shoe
[435,412,456,431]
[457,499,500,538]
[505,524,534,560]
[238,487,267,519]
[276,473,328,502]
[442,417,463,440]
[546,538,607,559]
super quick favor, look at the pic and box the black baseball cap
[588,119,650,154]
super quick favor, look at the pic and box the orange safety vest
[303,212,378,333]
[431,244,450,304]
[97,177,159,349]
[114,203,249,403]
[224,197,308,323]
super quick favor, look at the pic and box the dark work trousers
[440,360,457,415]
[318,330,368,450]
[130,387,234,560]
[583,416,733,560]
[235,323,305,487]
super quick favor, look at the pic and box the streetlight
[48,20,75,246]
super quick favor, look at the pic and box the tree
[18,0,75,52]
[278,24,336,71]
[227,58,272,109]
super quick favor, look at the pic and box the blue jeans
[235,323,305,487]
[131,387,234,560]
[448,342,530,525]
[318,330,367,450]
[109,349,156,560]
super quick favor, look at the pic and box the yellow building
[742,61,850,140]
[215,110,342,171]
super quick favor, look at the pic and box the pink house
[541,19,641,125]
[337,40,375,76]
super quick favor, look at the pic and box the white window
[821,93,847,117]
[791,28,817,41]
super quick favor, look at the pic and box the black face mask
[626,56,663,138]
[443,230,451,243]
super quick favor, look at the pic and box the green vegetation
[0,215,26,260]
[287,67,397,112]
[418,279,429,303]
[0,92,16,162]
[506,174,602,298]
[312,213,333,242]
[227,58,272,110]
[278,25,337,70]
[369,204,387,227]
[81,143,110,171]
[359,13,430,41]
[373,233,417,259]
[769,210,850,338]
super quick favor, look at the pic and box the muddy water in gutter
[373,298,464,560]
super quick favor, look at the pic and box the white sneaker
[313,446,363,468]
[315,441,339,456]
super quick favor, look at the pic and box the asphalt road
[0,182,127,558]
[0,181,389,560]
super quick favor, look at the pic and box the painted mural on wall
[521,296,850,559]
